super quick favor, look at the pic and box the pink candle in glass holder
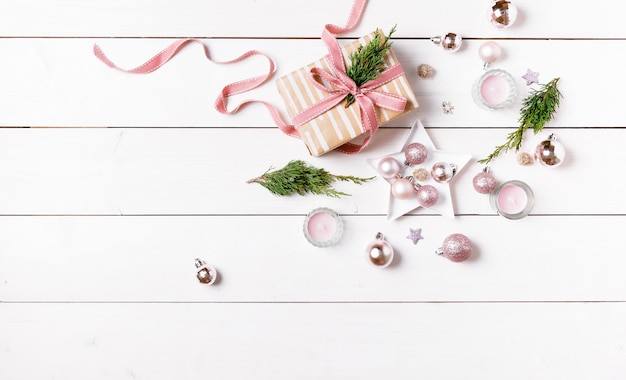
[480,75,509,105]
[472,68,517,110]
[490,180,534,219]
[303,208,344,247]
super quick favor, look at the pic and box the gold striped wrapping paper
[276,31,419,156]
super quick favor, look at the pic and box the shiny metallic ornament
[472,167,497,194]
[431,33,463,52]
[534,134,565,167]
[404,142,428,165]
[489,0,518,29]
[195,258,217,285]
[431,162,457,183]
[377,156,402,179]
[416,184,439,208]
[436,233,473,262]
[366,233,394,268]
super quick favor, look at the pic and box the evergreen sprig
[247,160,374,198]
[479,77,563,164]
[344,25,397,107]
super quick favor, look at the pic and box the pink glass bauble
[416,185,439,208]
[439,233,472,262]
[534,135,565,168]
[489,0,518,29]
[404,142,428,165]
[377,157,402,178]
[391,177,415,200]
[472,169,497,194]
[478,41,502,66]
[366,233,394,268]
[431,162,456,183]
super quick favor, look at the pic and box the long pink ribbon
[92,0,383,153]
[93,39,298,137]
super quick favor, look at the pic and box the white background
[1,1,625,379]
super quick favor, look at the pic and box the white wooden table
[1,1,625,378]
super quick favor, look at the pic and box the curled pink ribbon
[92,0,380,153]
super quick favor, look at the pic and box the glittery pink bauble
[416,185,439,208]
[377,157,402,178]
[391,178,415,200]
[472,171,497,194]
[441,233,472,262]
[404,142,428,165]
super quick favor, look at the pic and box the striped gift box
[276,30,418,156]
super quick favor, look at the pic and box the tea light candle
[472,68,517,110]
[490,180,534,219]
[303,208,344,247]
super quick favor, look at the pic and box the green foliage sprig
[247,160,374,198]
[479,77,563,164]
[344,25,397,107]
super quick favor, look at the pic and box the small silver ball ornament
[431,33,463,52]
[431,162,457,183]
[366,233,394,268]
[489,0,518,29]
[534,134,565,168]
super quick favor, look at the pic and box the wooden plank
[1,302,625,379]
[0,38,623,128]
[0,215,623,302]
[0,128,620,215]
[0,0,623,38]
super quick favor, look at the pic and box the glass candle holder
[490,180,534,219]
[303,207,344,247]
[472,68,517,110]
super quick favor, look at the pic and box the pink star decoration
[522,69,539,86]
[407,228,424,245]
[366,120,472,220]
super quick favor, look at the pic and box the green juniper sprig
[247,160,374,198]
[479,77,563,164]
[344,25,397,108]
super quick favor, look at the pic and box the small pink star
[522,69,539,86]
[407,228,424,245]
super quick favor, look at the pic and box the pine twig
[344,25,397,107]
[479,77,563,164]
[247,160,375,198]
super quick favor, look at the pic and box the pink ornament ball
[441,233,472,262]
[404,142,428,165]
[377,157,401,179]
[473,171,497,194]
[416,185,439,208]
[391,178,415,200]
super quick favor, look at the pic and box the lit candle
[490,180,534,219]
[303,208,344,247]
[472,68,517,110]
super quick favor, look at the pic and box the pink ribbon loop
[291,24,408,154]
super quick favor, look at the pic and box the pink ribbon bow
[292,27,407,154]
